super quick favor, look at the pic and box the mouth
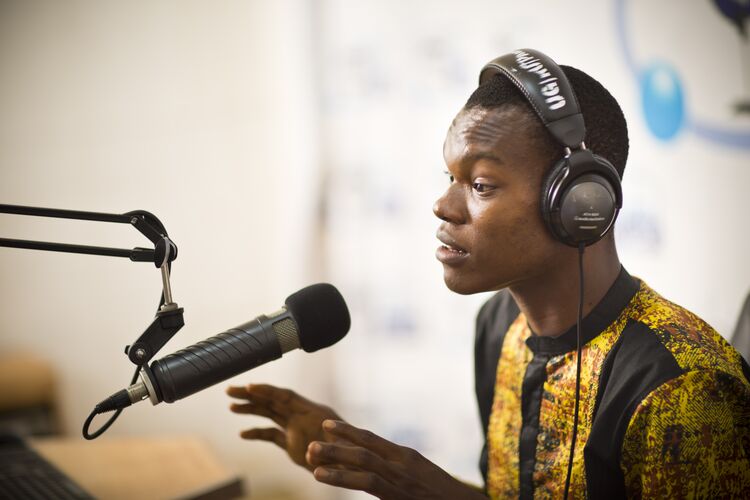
[438,243,467,255]
[436,231,469,264]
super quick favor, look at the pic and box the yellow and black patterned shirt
[474,268,750,499]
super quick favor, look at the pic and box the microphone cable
[82,364,140,440]
[82,276,170,440]
[563,243,585,498]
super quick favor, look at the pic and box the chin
[442,266,514,295]
[443,272,491,295]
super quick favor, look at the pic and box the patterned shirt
[474,268,750,498]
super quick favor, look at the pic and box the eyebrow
[460,151,504,169]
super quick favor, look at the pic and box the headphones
[479,49,623,247]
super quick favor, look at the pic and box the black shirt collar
[525,267,640,356]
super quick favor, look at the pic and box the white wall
[0,1,338,498]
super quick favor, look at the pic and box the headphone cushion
[540,157,570,234]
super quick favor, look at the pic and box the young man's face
[433,105,567,294]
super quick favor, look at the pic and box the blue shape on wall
[640,63,685,140]
[615,0,750,148]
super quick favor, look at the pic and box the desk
[31,436,245,499]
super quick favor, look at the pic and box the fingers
[246,384,320,413]
[226,384,295,420]
[313,467,402,499]
[240,427,286,449]
[229,402,287,427]
[226,385,252,400]
[321,420,405,461]
[306,441,391,477]
[226,384,273,401]
[227,385,288,426]
[308,422,477,500]
[226,383,293,402]
[226,384,311,413]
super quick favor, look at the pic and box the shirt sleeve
[620,369,750,498]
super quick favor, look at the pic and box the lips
[436,230,469,264]
[439,242,467,254]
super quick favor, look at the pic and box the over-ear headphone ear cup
[559,173,618,244]
[541,152,622,246]
[540,157,570,237]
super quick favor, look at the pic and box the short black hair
[464,64,629,178]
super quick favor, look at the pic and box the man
[226,52,750,498]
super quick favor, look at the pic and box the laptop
[0,432,94,499]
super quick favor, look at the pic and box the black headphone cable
[563,243,585,498]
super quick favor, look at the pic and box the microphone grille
[285,283,350,353]
[273,317,300,353]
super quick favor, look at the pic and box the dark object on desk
[0,432,94,499]
[0,355,60,437]
[732,290,750,362]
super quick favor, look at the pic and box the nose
[433,184,466,225]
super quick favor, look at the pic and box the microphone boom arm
[0,203,185,365]
[0,204,174,261]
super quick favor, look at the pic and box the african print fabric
[475,268,750,499]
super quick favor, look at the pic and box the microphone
[95,283,350,412]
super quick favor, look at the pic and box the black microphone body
[150,312,288,403]
[97,283,350,412]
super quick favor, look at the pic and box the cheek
[468,194,546,248]
[465,195,561,279]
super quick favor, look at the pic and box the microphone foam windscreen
[285,283,351,352]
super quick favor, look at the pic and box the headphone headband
[478,48,623,247]
[479,49,585,148]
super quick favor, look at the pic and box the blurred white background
[1,1,748,499]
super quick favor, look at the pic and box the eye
[472,182,495,194]
[443,171,455,184]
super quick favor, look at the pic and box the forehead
[443,106,532,167]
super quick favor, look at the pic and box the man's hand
[227,384,344,472]
[306,419,487,500]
